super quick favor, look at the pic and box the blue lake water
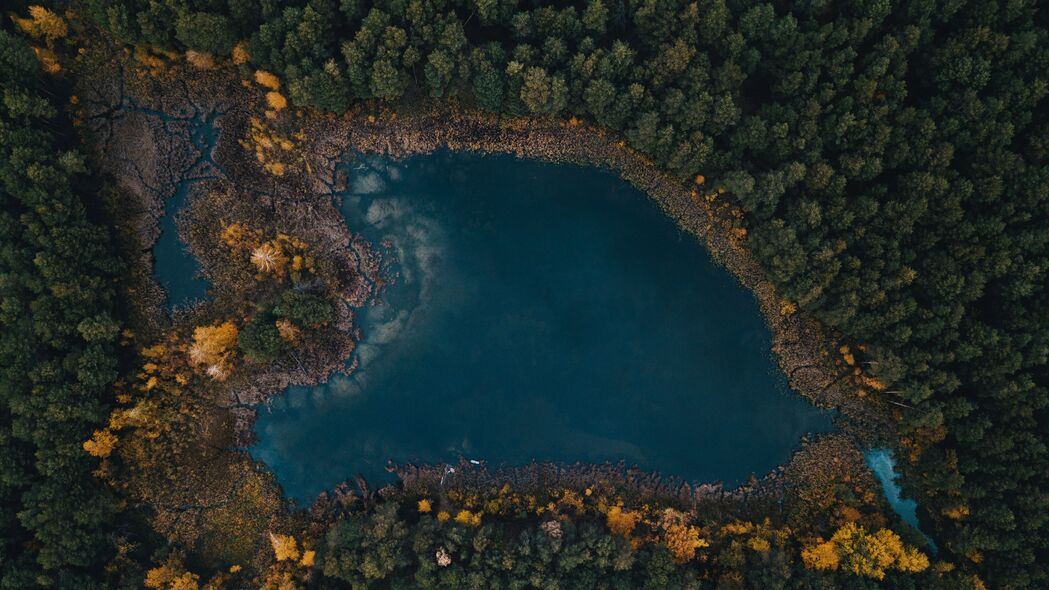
[250,152,835,502]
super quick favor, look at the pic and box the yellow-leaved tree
[605,505,642,537]
[221,222,264,251]
[83,429,118,458]
[266,91,288,111]
[270,532,301,562]
[657,509,709,564]
[254,70,281,90]
[454,509,482,527]
[188,321,238,381]
[800,539,840,571]
[13,6,67,44]
[185,50,216,70]
[232,41,251,65]
[144,557,200,590]
[802,522,929,580]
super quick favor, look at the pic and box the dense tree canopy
[83,2,1049,583]
[0,28,122,588]
[0,0,1044,587]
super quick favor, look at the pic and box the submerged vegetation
[0,0,1046,588]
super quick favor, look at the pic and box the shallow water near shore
[251,152,834,502]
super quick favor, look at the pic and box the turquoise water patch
[251,152,834,502]
[865,448,936,551]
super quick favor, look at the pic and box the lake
[248,152,834,502]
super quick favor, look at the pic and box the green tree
[322,503,410,584]
[519,66,567,116]
[274,290,334,326]
[175,12,236,55]
[238,314,286,362]
[0,29,122,587]
[369,59,406,100]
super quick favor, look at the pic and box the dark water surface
[251,152,834,502]
[152,110,221,308]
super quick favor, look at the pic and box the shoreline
[77,53,895,525]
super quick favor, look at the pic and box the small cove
[250,151,835,502]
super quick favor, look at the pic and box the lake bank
[73,54,913,571]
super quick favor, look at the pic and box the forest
[0,25,125,590]
[0,0,1046,588]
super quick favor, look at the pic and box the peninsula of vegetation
[0,1,1046,589]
